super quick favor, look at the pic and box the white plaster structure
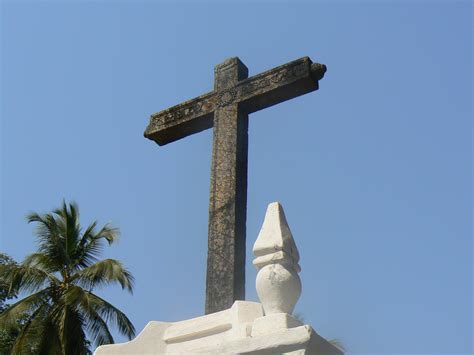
[95,202,343,354]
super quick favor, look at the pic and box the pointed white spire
[253,202,300,272]
[253,202,302,315]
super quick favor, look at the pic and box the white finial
[253,202,301,315]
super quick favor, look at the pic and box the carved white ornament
[253,202,301,316]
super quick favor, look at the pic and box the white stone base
[94,301,343,354]
[251,313,302,337]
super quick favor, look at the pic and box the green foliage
[0,253,26,355]
[0,202,136,355]
[0,253,17,310]
[0,312,31,355]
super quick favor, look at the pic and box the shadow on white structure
[95,202,343,354]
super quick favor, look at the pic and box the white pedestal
[95,301,342,354]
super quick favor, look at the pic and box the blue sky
[1,0,472,353]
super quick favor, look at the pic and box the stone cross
[144,57,326,314]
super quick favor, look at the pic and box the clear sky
[1,0,472,354]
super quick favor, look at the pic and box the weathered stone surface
[206,58,249,314]
[144,57,326,314]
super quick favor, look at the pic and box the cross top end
[215,57,247,72]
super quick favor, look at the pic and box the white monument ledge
[95,202,343,354]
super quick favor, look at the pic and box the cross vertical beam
[206,58,249,314]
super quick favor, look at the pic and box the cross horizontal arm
[144,57,326,146]
[144,91,217,145]
[236,57,326,114]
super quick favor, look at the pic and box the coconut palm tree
[0,202,136,355]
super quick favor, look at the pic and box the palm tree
[0,201,136,355]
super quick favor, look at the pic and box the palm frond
[71,259,134,293]
[64,286,135,340]
[27,311,62,355]
[75,224,120,270]
[89,292,135,340]
[85,310,114,347]
[54,201,81,264]
[22,253,56,273]
[27,212,68,270]
[60,285,111,346]
[55,305,89,355]
[78,221,98,249]
[70,289,115,347]
[0,263,58,296]
[94,224,119,245]
[10,304,49,355]
[0,288,50,328]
